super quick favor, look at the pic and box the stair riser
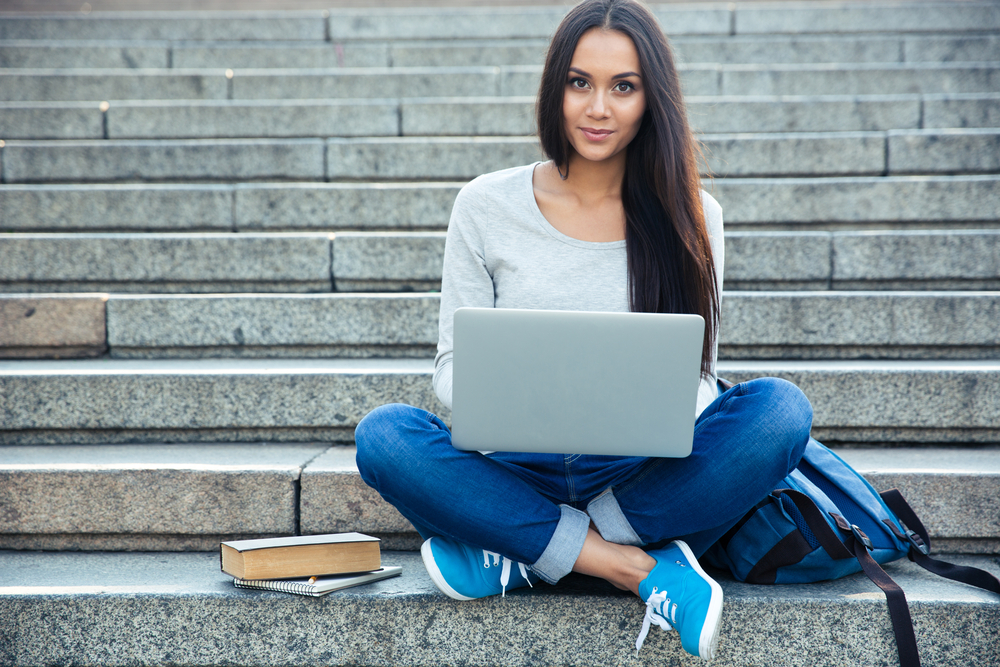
[4,95,998,139]
[4,177,997,231]
[4,34,998,70]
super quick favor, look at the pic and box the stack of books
[220,532,401,597]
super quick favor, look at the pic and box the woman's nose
[587,92,610,118]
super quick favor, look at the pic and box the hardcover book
[220,532,381,580]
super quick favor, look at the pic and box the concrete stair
[1,1,999,665]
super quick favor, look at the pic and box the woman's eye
[569,77,589,89]
[614,81,633,93]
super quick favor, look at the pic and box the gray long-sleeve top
[433,162,725,417]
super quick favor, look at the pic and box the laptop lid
[451,307,705,457]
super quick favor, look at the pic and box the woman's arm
[433,181,496,409]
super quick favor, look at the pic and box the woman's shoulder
[457,163,538,202]
[700,189,723,235]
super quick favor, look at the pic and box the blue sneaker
[635,540,723,661]
[421,536,539,600]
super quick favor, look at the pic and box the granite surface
[0,357,448,437]
[327,136,543,180]
[923,93,1000,130]
[401,97,536,136]
[333,231,446,289]
[718,359,1000,443]
[0,183,234,232]
[107,293,438,350]
[687,96,920,134]
[5,177,994,234]
[300,445,414,535]
[840,447,1000,540]
[902,34,1000,63]
[0,41,170,69]
[733,2,1000,34]
[172,42,390,69]
[93,291,1000,361]
[712,175,1000,226]
[1,359,998,444]
[720,63,1000,97]
[0,13,327,41]
[0,443,327,535]
[723,232,831,286]
[3,139,326,182]
[700,132,885,178]
[391,39,548,68]
[234,182,461,231]
[0,70,229,102]
[0,232,332,288]
[832,230,1000,283]
[674,33,901,65]
[0,294,106,358]
[0,102,103,140]
[889,128,1000,175]
[107,99,399,139]
[232,67,500,100]
[720,292,1000,351]
[0,550,997,666]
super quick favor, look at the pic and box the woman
[355,0,813,660]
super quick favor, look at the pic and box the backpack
[704,438,1000,667]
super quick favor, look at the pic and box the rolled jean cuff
[587,488,645,547]
[529,504,590,585]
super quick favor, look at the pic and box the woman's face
[562,28,647,166]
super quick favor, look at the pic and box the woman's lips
[580,127,614,141]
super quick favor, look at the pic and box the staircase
[1,2,999,665]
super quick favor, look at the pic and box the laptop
[451,307,705,457]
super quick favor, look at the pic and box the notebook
[233,566,402,597]
[451,307,705,457]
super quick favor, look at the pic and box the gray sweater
[434,162,725,417]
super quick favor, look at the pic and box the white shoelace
[482,550,534,597]
[635,587,677,654]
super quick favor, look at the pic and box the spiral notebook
[233,566,402,597]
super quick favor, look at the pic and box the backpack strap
[780,489,921,667]
[880,489,1000,596]
[776,489,855,560]
[842,526,921,667]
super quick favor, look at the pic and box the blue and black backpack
[704,438,1000,667]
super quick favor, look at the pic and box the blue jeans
[355,377,812,585]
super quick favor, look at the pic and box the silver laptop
[451,307,705,457]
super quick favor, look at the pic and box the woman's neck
[560,148,627,203]
[532,150,629,243]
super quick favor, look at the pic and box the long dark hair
[537,0,719,378]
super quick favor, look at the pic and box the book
[233,566,403,597]
[220,532,381,580]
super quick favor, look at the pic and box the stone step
[1,358,999,445]
[2,2,996,42]
[3,32,998,70]
[0,443,331,551]
[2,62,997,102]
[1,444,996,553]
[9,93,999,140]
[0,10,329,41]
[3,130,997,183]
[3,176,998,233]
[0,293,106,359]
[0,232,334,293]
[102,291,1000,361]
[6,290,1000,361]
[0,550,997,666]
[3,229,998,294]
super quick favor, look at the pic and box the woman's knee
[739,377,813,460]
[354,403,426,474]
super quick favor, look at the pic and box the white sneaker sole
[673,540,724,661]
[421,538,476,601]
